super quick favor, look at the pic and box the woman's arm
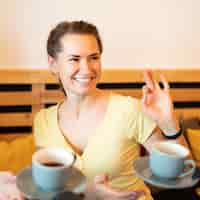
[141,70,193,154]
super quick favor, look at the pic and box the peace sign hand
[141,70,180,135]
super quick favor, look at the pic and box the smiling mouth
[73,76,96,84]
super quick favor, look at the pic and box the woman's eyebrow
[89,53,100,57]
[67,52,100,58]
[67,54,80,58]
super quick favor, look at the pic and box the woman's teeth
[74,77,93,83]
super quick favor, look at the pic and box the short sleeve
[126,97,156,144]
[33,109,47,147]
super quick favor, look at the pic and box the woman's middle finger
[144,70,160,91]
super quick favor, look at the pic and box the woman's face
[50,34,101,97]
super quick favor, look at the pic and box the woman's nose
[80,59,91,72]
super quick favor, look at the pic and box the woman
[34,21,189,200]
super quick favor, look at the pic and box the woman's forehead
[60,34,100,54]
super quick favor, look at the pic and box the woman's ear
[48,55,58,74]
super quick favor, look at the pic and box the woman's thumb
[94,174,109,184]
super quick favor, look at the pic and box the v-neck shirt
[34,94,155,199]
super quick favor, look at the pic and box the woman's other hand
[85,174,145,200]
[142,70,180,135]
[0,171,24,200]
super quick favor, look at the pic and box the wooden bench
[0,69,199,137]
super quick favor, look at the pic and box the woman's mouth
[73,76,96,86]
[73,76,96,84]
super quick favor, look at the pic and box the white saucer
[133,156,199,189]
[16,166,86,199]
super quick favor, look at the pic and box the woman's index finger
[143,69,155,90]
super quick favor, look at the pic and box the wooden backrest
[0,69,199,134]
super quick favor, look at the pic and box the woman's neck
[61,89,101,119]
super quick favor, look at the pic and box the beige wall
[0,0,200,69]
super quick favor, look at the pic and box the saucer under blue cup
[16,166,86,200]
[133,156,199,189]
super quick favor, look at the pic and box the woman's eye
[69,58,79,62]
[91,56,99,60]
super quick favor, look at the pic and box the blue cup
[32,147,76,191]
[150,142,195,179]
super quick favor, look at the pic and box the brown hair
[47,20,103,58]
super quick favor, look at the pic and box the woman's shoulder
[34,104,59,120]
[110,92,140,108]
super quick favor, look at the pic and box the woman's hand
[0,171,24,200]
[85,174,145,200]
[142,70,180,135]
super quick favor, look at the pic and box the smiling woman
[33,21,190,200]
[47,21,102,98]
[49,34,101,97]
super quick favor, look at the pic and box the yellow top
[34,94,156,199]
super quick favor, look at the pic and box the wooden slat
[175,108,200,119]
[170,89,200,102]
[0,69,199,84]
[100,69,200,83]
[0,133,32,142]
[41,90,65,103]
[0,69,57,84]
[103,89,200,102]
[0,92,34,105]
[0,113,33,126]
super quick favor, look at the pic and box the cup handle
[178,159,196,178]
[72,153,77,166]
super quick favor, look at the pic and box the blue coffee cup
[150,142,195,179]
[32,147,76,191]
